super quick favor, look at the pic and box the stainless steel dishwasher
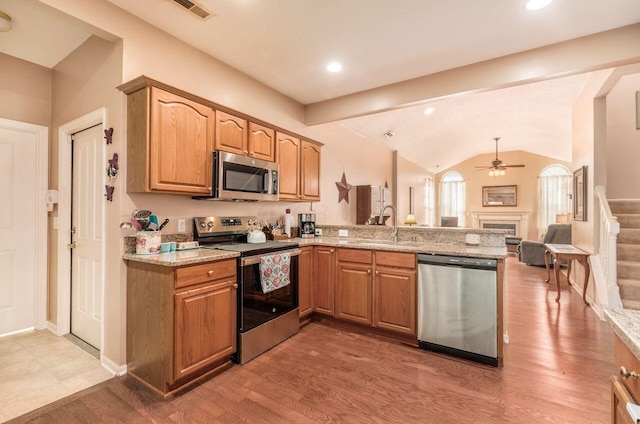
[417,254,498,366]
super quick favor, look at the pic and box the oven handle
[240,248,301,266]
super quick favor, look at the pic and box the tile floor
[0,330,113,422]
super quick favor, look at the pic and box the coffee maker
[298,213,316,238]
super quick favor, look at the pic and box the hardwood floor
[9,257,615,423]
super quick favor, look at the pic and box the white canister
[136,231,162,255]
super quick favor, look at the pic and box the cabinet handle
[233,283,238,289]
[620,366,640,379]
[207,270,214,277]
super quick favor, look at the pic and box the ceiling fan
[475,137,525,176]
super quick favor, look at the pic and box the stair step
[618,279,640,300]
[617,214,640,229]
[621,299,640,311]
[618,261,640,280]
[610,200,640,215]
[618,228,640,245]
[618,244,640,262]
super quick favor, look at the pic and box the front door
[70,125,104,349]
[0,125,38,335]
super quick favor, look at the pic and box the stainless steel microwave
[193,151,279,201]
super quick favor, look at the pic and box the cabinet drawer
[375,251,416,269]
[175,259,236,289]
[615,334,640,401]
[337,248,372,264]
[612,376,637,424]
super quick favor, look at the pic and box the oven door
[238,248,300,333]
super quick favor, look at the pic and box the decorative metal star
[335,171,353,204]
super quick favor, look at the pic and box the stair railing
[594,185,622,311]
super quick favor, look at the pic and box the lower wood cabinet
[373,264,416,336]
[313,246,336,315]
[612,333,640,423]
[298,246,314,318]
[126,258,237,394]
[336,249,373,325]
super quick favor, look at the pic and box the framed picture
[482,185,517,207]
[573,165,587,221]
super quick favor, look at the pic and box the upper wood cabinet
[248,122,275,161]
[215,111,248,155]
[276,132,321,202]
[215,113,276,162]
[125,86,214,195]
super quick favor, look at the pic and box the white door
[0,127,37,335]
[70,125,104,349]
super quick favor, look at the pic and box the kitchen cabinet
[298,246,314,319]
[373,251,417,336]
[276,132,321,201]
[313,246,335,315]
[126,258,237,394]
[356,185,392,224]
[215,113,276,162]
[335,249,373,325]
[612,333,640,423]
[124,85,214,195]
[333,248,416,336]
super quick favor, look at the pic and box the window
[425,177,435,226]
[537,165,572,233]
[439,171,465,227]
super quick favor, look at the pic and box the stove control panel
[193,216,257,238]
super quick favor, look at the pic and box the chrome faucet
[379,205,397,243]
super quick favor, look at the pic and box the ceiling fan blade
[474,166,492,169]
[503,164,525,168]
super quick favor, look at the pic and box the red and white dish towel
[259,252,291,294]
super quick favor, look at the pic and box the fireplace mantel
[470,211,531,240]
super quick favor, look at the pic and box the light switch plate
[338,229,349,237]
[177,219,186,233]
[465,234,480,245]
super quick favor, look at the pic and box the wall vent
[171,0,213,20]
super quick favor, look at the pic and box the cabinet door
[313,247,335,315]
[248,122,275,162]
[276,132,301,200]
[373,266,416,336]
[335,262,372,325]
[215,111,248,155]
[298,246,314,318]
[612,376,636,424]
[371,186,381,215]
[174,280,237,381]
[301,140,321,201]
[149,87,214,194]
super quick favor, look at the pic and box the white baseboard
[101,354,127,376]
[46,321,60,335]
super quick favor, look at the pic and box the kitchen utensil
[130,218,142,231]
[119,222,133,229]
[149,215,158,227]
[133,210,152,220]
[158,218,170,231]
[140,220,150,231]
[247,229,266,243]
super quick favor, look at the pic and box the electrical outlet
[315,228,323,236]
[178,219,186,233]
[338,229,348,237]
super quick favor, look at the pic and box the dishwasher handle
[418,253,497,270]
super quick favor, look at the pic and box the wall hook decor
[107,153,119,179]
[104,127,114,144]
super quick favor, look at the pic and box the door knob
[67,242,77,249]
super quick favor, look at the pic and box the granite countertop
[123,236,507,267]
[291,237,507,259]
[605,308,640,360]
[123,248,239,267]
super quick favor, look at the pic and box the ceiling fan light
[489,169,495,177]
[499,169,506,176]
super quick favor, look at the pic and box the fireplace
[470,211,530,239]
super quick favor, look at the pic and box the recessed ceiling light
[326,62,343,73]
[526,0,553,11]
[423,107,435,116]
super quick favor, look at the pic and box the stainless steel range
[194,216,300,364]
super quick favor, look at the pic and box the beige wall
[396,154,432,226]
[606,73,640,198]
[435,150,571,240]
[0,53,51,126]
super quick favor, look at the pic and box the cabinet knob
[375,270,379,275]
[244,150,249,154]
[330,249,334,253]
[233,283,238,289]
[367,269,371,274]
[207,270,214,277]
[207,187,212,191]
[620,366,640,379]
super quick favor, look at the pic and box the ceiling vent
[171,0,213,20]
[384,131,396,139]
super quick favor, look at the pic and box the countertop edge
[123,250,240,266]
[605,308,640,360]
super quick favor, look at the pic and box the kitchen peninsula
[124,224,507,394]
